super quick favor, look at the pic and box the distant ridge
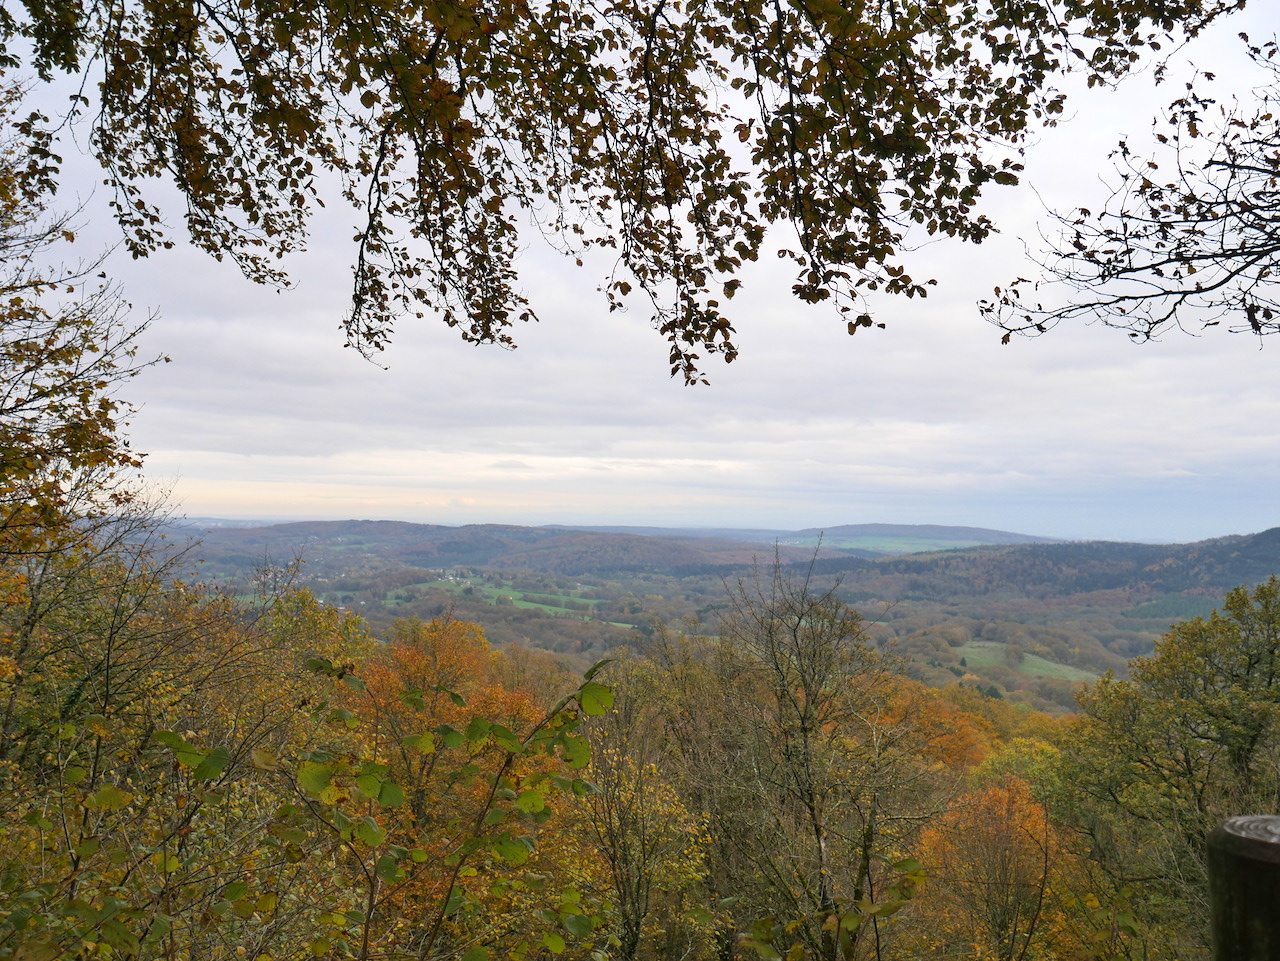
[792,523,1060,545]
[549,522,1060,554]
[177,519,1063,579]
[175,519,853,577]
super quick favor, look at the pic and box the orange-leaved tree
[268,612,615,960]
[909,776,1068,961]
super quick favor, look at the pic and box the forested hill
[548,522,1060,552]
[179,518,1055,576]
[179,519,854,576]
[179,519,1280,599]
[807,528,1280,602]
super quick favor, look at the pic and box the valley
[173,518,1279,713]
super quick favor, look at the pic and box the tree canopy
[1,0,1246,380]
[1062,576,1280,957]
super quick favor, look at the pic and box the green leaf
[561,735,590,768]
[420,730,441,751]
[838,912,864,933]
[178,746,206,769]
[378,780,405,809]
[99,919,139,954]
[143,915,173,942]
[490,724,523,752]
[222,880,249,901]
[13,943,59,961]
[85,784,133,811]
[297,761,334,796]
[376,854,403,883]
[515,789,545,814]
[444,887,466,916]
[192,746,231,781]
[869,899,909,917]
[461,948,488,961]
[577,681,613,716]
[155,730,204,768]
[563,913,593,937]
[435,685,467,707]
[355,817,385,847]
[329,707,358,729]
[493,834,532,865]
[543,932,566,954]
[400,689,426,710]
[437,725,464,749]
[744,939,783,960]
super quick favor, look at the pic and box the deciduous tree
[0,84,160,561]
[987,36,1280,345]
[910,777,1064,961]
[3,0,1246,379]
[1063,576,1280,959]
[629,568,936,960]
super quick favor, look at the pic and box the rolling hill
[170,518,1280,714]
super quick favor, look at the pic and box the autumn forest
[6,0,1280,956]
[8,464,1280,961]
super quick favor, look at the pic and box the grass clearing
[1019,653,1096,682]
[957,641,1096,682]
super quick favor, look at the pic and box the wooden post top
[1209,816,1280,961]
[1210,816,1280,865]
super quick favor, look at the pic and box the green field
[957,640,1097,682]
[400,577,603,619]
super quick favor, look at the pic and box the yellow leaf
[251,747,279,771]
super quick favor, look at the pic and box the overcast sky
[76,6,1280,544]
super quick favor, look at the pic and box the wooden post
[1208,816,1280,961]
